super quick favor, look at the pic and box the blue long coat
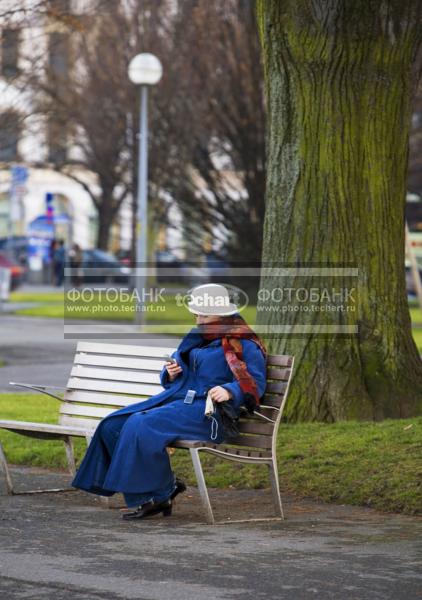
[71,325,267,506]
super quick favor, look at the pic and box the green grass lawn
[11,292,65,304]
[409,306,422,324]
[412,329,422,351]
[0,393,420,515]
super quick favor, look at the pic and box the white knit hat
[186,283,239,316]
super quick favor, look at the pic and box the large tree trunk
[256,0,422,421]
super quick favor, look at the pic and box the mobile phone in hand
[165,354,177,364]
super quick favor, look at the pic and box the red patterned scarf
[198,314,267,410]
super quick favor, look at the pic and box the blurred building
[0,0,131,252]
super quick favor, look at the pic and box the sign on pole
[9,165,28,233]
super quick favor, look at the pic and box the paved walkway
[0,466,421,599]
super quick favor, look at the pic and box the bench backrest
[60,342,294,453]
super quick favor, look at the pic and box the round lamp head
[128,53,163,85]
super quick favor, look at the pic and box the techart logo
[177,284,249,313]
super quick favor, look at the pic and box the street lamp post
[128,53,163,326]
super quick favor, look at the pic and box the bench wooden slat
[59,403,115,419]
[223,434,273,450]
[59,415,102,430]
[70,366,161,384]
[237,421,273,435]
[262,394,284,408]
[172,439,272,458]
[266,367,292,381]
[75,353,165,371]
[67,378,162,396]
[265,381,288,394]
[266,355,293,367]
[216,446,271,458]
[0,420,93,436]
[63,390,148,406]
[77,342,176,358]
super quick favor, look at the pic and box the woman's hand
[208,386,233,403]
[165,360,183,381]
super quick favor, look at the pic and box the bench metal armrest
[9,381,67,402]
[252,411,276,424]
[239,405,276,424]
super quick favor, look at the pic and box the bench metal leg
[0,440,14,494]
[0,438,76,495]
[268,459,284,519]
[190,448,215,525]
[64,436,76,475]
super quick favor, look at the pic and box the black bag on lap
[215,402,240,439]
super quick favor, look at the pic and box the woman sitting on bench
[72,283,267,520]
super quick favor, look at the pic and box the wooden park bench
[0,342,294,524]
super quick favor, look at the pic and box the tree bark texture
[256,0,422,421]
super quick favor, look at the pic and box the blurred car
[155,250,230,285]
[155,250,185,283]
[116,249,133,268]
[0,236,28,268]
[77,249,132,284]
[0,252,26,290]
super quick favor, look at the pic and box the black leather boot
[170,477,187,501]
[122,499,172,520]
